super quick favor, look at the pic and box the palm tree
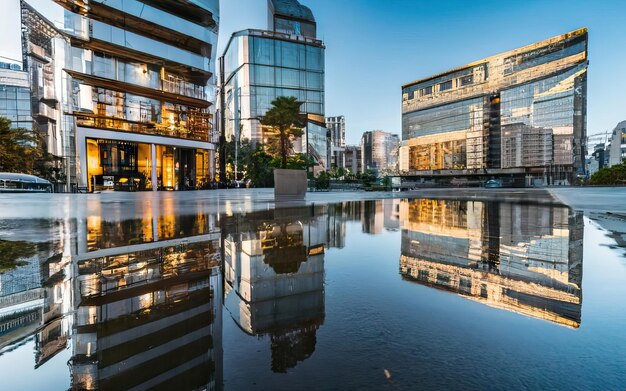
[260,96,306,169]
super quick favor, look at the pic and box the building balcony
[65,69,211,108]
[90,20,209,73]
[88,0,216,52]
[73,113,211,143]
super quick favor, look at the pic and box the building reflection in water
[222,206,332,373]
[0,219,74,368]
[0,209,224,390]
[399,199,584,328]
[0,197,586,388]
[72,211,223,390]
[221,200,402,372]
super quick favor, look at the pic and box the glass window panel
[307,90,321,103]
[281,41,299,68]
[403,97,483,139]
[253,65,275,86]
[253,37,274,66]
[306,45,322,71]
[281,68,300,88]
[306,72,322,90]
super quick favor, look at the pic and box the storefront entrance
[86,138,212,192]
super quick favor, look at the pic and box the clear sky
[219,0,626,145]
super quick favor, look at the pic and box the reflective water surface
[0,197,625,390]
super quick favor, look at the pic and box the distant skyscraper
[607,120,626,167]
[361,130,400,174]
[326,115,346,169]
[220,0,327,173]
[344,144,362,174]
[400,29,588,186]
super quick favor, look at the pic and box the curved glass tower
[220,0,327,176]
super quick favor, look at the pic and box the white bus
[0,173,53,193]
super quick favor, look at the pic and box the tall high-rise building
[361,130,400,175]
[220,0,327,174]
[19,0,219,192]
[326,115,345,169]
[607,120,626,167]
[400,29,588,186]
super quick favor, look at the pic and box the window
[420,86,432,96]
[306,72,322,90]
[252,37,275,66]
[439,80,452,92]
[459,75,473,86]
[280,41,299,68]
[306,45,322,71]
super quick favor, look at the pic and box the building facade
[20,0,219,192]
[0,61,32,130]
[220,0,327,174]
[344,144,362,175]
[326,115,346,169]
[607,120,626,167]
[400,29,588,186]
[361,130,400,175]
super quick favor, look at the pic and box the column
[151,143,158,192]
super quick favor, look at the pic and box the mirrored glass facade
[399,198,583,328]
[221,29,326,171]
[0,66,32,130]
[361,130,400,174]
[20,0,219,191]
[401,29,588,185]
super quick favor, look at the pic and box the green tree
[260,96,306,169]
[315,171,330,190]
[0,116,64,183]
[0,239,37,274]
[270,153,316,171]
[589,163,626,185]
[0,116,39,173]
[329,166,347,180]
[245,147,274,187]
[359,169,378,187]
[224,136,254,181]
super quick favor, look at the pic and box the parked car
[484,179,503,188]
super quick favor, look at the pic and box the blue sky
[220,0,626,145]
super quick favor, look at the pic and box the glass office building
[400,29,588,186]
[0,62,32,130]
[361,130,400,175]
[20,0,219,191]
[220,0,327,174]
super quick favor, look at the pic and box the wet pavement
[0,190,625,390]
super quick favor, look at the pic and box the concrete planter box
[274,169,307,200]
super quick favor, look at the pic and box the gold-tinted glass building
[399,199,583,328]
[400,29,588,186]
